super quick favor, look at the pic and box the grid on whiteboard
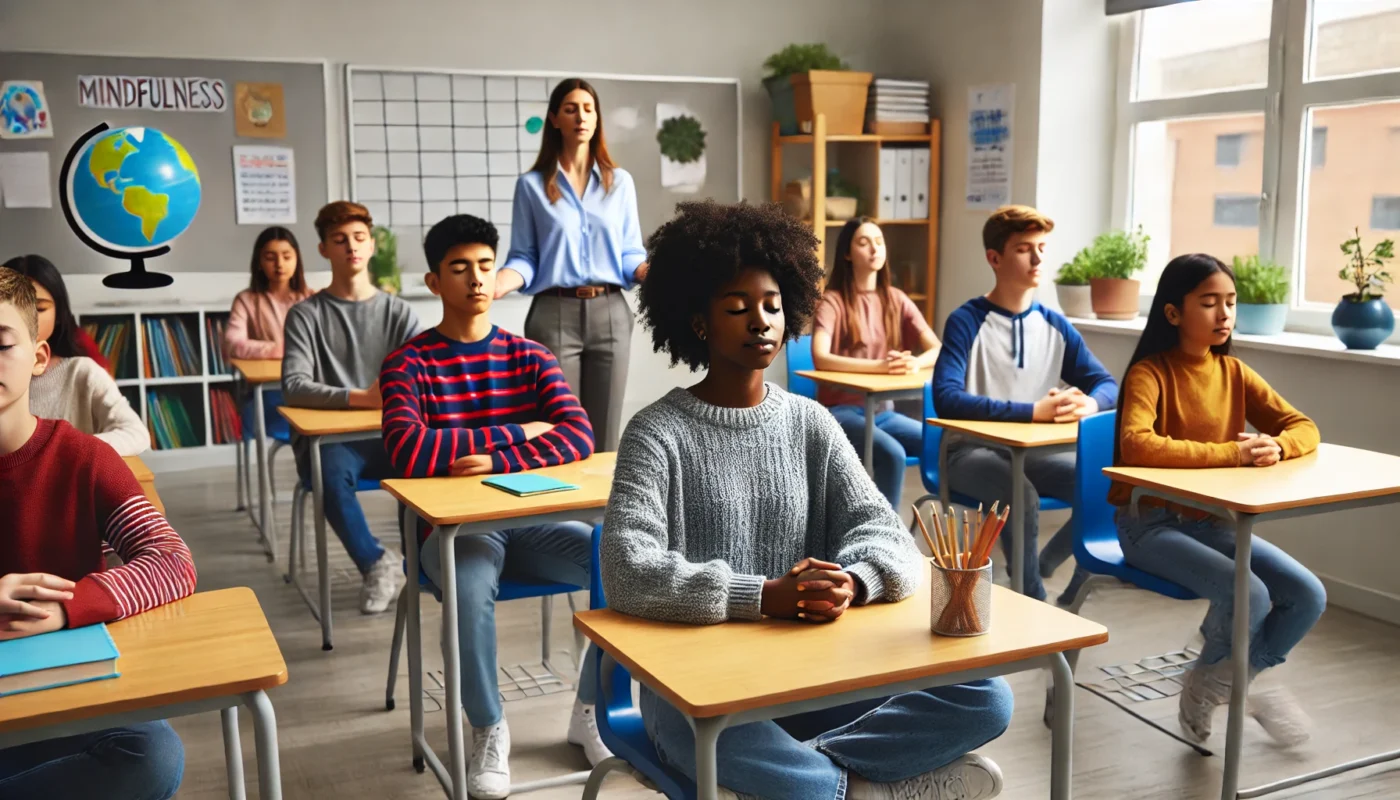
[348,71,552,247]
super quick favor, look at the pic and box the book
[0,624,120,697]
[482,474,580,497]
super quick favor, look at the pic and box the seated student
[4,255,147,456]
[1112,254,1323,747]
[224,226,315,438]
[603,202,1011,800]
[0,266,198,800]
[282,201,421,614]
[932,205,1117,601]
[812,217,941,508]
[380,214,610,799]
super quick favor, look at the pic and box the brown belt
[547,285,618,299]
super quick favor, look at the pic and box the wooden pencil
[912,505,942,566]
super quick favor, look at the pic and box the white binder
[893,149,914,220]
[878,148,897,220]
[912,148,931,220]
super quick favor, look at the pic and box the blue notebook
[0,623,120,697]
[482,473,580,497]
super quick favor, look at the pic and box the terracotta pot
[1054,283,1093,319]
[792,70,873,136]
[1089,278,1141,321]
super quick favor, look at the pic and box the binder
[912,148,931,220]
[894,149,914,220]
[879,148,897,220]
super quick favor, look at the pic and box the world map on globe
[69,127,201,252]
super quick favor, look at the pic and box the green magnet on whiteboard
[525,116,544,134]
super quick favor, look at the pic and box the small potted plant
[763,44,872,136]
[369,225,401,295]
[1332,228,1395,350]
[1054,248,1094,319]
[1232,255,1289,335]
[1086,226,1150,321]
[825,168,860,221]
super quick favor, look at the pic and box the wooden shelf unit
[771,113,942,323]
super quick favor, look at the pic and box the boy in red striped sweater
[380,215,607,799]
[0,267,196,800]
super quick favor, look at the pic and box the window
[1372,196,1400,229]
[1311,0,1400,80]
[1135,0,1271,100]
[1215,195,1262,227]
[1216,134,1245,167]
[1312,126,1327,167]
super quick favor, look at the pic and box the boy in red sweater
[0,267,197,800]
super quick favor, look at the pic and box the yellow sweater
[1108,349,1319,508]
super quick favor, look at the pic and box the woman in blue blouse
[497,78,647,451]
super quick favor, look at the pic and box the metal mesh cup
[929,558,993,637]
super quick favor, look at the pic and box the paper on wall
[232,145,296,225]
[1,81,53,139]
[965,84,1013,210]
[0,151,53,208]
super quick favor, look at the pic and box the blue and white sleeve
[932,307,1034,421]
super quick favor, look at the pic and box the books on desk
[483,474,580,497]
[0,624,120,697]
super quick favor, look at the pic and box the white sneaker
[566,698,614,766]
[1248,676,1311,747]
[360,551,405,614]
[848,754,1003,800]
[469,718,511,799]
[1178,659,1234,742]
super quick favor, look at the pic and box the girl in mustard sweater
[1112,254,1323,747]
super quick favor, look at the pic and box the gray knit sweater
[601,384,921,625]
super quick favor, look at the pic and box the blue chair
[789,334,918,469]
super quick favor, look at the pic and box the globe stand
[102,257,174,289]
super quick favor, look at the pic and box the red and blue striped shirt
[380,326,595,481]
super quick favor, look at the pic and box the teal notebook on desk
[0,623,120,697]
[482,473,580,497]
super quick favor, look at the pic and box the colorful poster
[234,82,286,139]
[965,84,1014,210]
[1,81,53,139]
[656,102,706,194]
[77,75,227,112]
[232,145,296,225]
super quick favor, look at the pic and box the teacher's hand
[494,268,526,299]
[633,262,650,284]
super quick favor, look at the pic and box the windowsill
[1068,316,1400,367]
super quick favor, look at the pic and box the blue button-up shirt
[502,164,647,293]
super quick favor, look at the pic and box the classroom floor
[158,462,1400,799]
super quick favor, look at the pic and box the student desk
[0,588,288,799]
[277,406,383,651]
[575,580,1108,800]
[794,369,931,476]
[380,452,616,800]
[926,419,1079,594]
[1105,443,1400,800]
[230,358,282,561]
[122,455,163,515]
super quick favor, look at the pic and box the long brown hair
[248,226,307,294]
[829,217,901,351]
[530,78,616,205]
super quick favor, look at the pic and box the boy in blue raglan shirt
[933,205,1118,601]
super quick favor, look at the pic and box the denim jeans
[420,522,599,728]
[294,437,392,573]
[828,406,923,510]
[241,388,291,442]
[1117,507,1326,670]
[641,678,1013,799]
[945,444,1076,601]
[0,720,184,800]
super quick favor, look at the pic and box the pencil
[912,505,941,565]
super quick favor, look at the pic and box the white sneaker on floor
[566,698,614,766]
[1178,659,1235,742]
[1249,682,1311,747]
[360,551,404,614]
[469,718,511,799]
[848,753,1003,800]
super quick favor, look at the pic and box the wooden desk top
[381,452,616,527]
[0,588,287,736]
[1105,442,1400,515]
[795,369,930,394]
[229,358,281,384]
[277,407,382,437]
[575,579,1107,718]
[123,455,154,483]
[927,418,1079,448]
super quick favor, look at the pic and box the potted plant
[1232,255,1289,335]
[1054,248,1094,319]
[762,44,872,136]
[1086,226,1150,321]
[1332,228,1395,350]
[369,225,401,295]
[825,168,860,221]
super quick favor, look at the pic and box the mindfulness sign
[78,75,227,113]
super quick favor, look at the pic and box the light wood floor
[156,462,1400,799]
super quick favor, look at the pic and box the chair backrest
[785,335,817,399]
[1073,410,1119,554]
[920,380,946,487]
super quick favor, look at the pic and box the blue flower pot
[1235,303,1288,336]
[1331,297,1395,350]
[764,75,801,136]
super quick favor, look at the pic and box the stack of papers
[868,79,931,124]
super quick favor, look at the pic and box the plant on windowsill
[1054,248,1094,319]
[368,225,401,295]
[1331,228,1395,350]
[1083,226,1150,321]
[762,44,872,136]
[1232,255,1289,336]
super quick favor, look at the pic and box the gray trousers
[524,290,633,452]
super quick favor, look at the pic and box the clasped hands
[0,572,73,640]
[1032,386,1098,423]
[761,558,857,624]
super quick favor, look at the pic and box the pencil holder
[929,559,992,637]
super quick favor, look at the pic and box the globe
[67,126,201,253]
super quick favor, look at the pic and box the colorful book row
[209,387,244,446]
[146,391,201,450]
[143,317,202,379]
[82,320,139,380]
[205,315,231,377]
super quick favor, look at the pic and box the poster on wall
[78,75,227,112]
[232,145,296,225]
[965,84,1013,210]
[234,82,287,139]
[1,81,53,139]
[656,102,706,194]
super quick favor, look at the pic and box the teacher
[497,77,647,452]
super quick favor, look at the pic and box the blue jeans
[420,522,599,728]
[294,438,391,573]
[0,720,183,800]
[241,389,291,442]
[828,406,923,509]
[642,678,1012,799]
[1117,507,1327,669]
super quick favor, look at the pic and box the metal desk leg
[243,689,282,800]
[1049,651,1074,800]
[254,382,275,562]
[310,436,333,651]
[1221,514,1255,800]
[693,715,727,800]
[439,525,469,800]
[862,394,878,477]
[405,506,426,772]
[234,417,247,513]
[221,705,246,800]
[1009,448,1026,595]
